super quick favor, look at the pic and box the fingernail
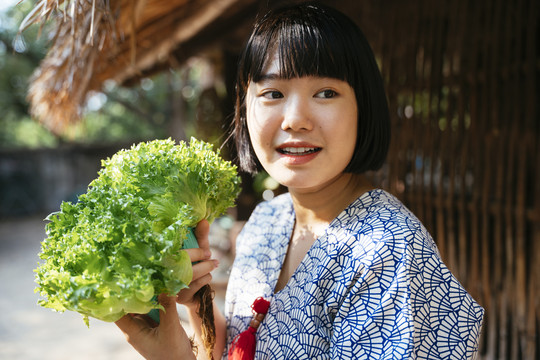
[204,250,212,258]
[214,259,220,268]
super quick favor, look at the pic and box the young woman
[116,3,484,359]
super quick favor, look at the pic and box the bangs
[242,7,355,86]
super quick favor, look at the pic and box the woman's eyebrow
[256,73,281,82]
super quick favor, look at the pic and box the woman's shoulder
[333,189,439,258]
[339,189,425,232]
[360,189,418,220]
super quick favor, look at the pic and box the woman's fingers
[115,313,157,349]
[115,295,196,360]
[115,295,179,336]
[192,258,219,280]
[177,219,217,308]
[177,272,214,306]
[194,219,210,251]
[115,314,144,340]
[184,247,211,263]
[184,219,212,263]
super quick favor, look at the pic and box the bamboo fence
[365,0,539,358]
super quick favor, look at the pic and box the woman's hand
[115,220,218,359]
[115,293,196,360]
[177,219,219,310]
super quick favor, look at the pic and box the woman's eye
[262,91,283,99]
[315,89,337,98]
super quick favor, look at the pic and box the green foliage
[35,138,241,324]
[0,2,56,148]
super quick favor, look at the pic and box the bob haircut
[233,2,390,174]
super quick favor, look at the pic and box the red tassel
[228,297,270,360]
[251,297,270,314]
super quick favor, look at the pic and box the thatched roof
[20,0,268,134]
[20,0,384,134]
[21,0,383,134]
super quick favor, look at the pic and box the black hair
[233,2,390,174]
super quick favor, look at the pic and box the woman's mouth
[276,145,322,165]
[277,147,321,155]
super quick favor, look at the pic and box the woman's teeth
[279,147,319,155]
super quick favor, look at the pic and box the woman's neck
[289,173,373,233]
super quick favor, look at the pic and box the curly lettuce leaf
[35,138,240,325]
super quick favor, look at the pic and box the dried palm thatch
[20,0,117,134]
[20,0,253,135]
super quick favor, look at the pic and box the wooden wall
[356,0,539,358]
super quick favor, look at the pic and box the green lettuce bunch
[35,138,240,325]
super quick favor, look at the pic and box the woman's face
[245,56,358,193]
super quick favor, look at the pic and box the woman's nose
[281,96,313,132]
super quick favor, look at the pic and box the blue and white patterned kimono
[223,189,484,359]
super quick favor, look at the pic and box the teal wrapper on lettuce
[35,138,240,326]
